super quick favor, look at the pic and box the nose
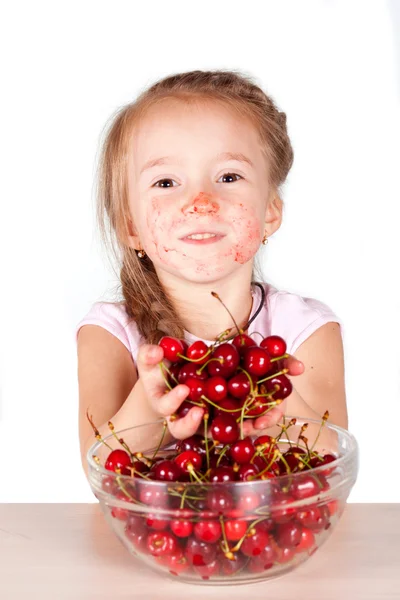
[181,192,220,215]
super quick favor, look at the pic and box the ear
[263,195,283,237]
[126,218,140,249]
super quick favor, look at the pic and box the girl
[76,70,348,476]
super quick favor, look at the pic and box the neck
[157,264,256,341]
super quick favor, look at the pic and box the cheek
[144,199,185,264]
[228,204,262,264]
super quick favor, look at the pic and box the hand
[136,344,203,439]
[241,354,305,437]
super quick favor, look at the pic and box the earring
[262,232,269,245]
[137,245,146,258]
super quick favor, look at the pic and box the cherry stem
[309,411,329,453]
[216,444,230,467]
[158,362,174,389]
[231,515,271,553]
[256,367,289,385]
[211,291,242,336]
[239,396,252,440]
[242,400,282,420]
[187,464,206,484]
[115,474,145,506]
[151,420,168,461]
[197,357,223,373]
[199,394,242,414]
[219,515,232,555]
[107,421,134,458]
[270,353,289,363]
[177,350,212,363]
[248,448,280,481]
[204,414,210,471]
[237,367,255,394]
[86,410,113,450]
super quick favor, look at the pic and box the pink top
[75,282,343,362]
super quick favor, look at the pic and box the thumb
[136,344,165,375]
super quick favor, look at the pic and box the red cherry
[289,474,321,499]
[147,531,178,557]
[207,488,234,513]
[240,526,271,557]
[101,475,118,495]
[178,362,208,384]
[146,515,169,530]
[296,504,330,532]
[236,489,260,512]
[105,449,132,475]
[232,332,255,352]
[209,451,230,468]
[156,549,190,575]
[174,450,203,472]
[167,363,181,386]
[193,559,220,579]
[237,462,260,481]
[186,340,210,365]
[159,336,185,362]
[125,523,148,553]
[275,521,302,548]
[138,484,169,507]
[210,414,239,444]
[296,527,316,552]
[271,491,297,523]
[229,437,255,464]
[207,343,240,378]
[205,376,228,402]
[176,400,194,419]
[260,335,287,357]
[170,518,194,538]
[151,460,182,482]
[224,519,248,541]
[175,434,205,455]
[219,553,247,575]
[275,545,296,564]
[209,466,237,483]
[110,488,134,520]
[186,537,217,566]
[194,520,222,544]
[131,460,150,478]
[254,435,276,455]
[185,376,207,402]
[243,346,272,377]
[213,396,242,418]
[265,373,293,399]
[227,372,252,399]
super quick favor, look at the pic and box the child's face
[127,100,281,283]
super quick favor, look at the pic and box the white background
[0,1,399,502]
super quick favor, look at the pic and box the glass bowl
[87,416,358,585]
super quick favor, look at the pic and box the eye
[152,178,177,188]
[219,172,243,183]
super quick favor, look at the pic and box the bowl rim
[86,414,358,486]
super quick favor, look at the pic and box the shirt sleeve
[75,302,132,353]
[270,291,345,356]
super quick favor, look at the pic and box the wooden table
[0,504,399,599]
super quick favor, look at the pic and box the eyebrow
[139,151,255,175]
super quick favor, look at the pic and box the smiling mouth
[180,232,226,244]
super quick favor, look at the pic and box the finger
[253,405,285,430]
[283,354,305,376]
[167,407,205,440]
[156,384,191,417]
[136,344,174,403]
[136,344,165,373]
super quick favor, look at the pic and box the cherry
[296,504,330,532]
[146,515,169,530]
[186,537,217,566]
[243,346,272,377]
[175,434,205,455]
[264,374,292,399]
[209,451,230,468]
[170,518,193,538]
[224,519,248,541]
[151,460,182,482]
[131,460,150,478]
[125,524,148,553]
[105,449,132,475]
[147,531,178,557]
[210,414,239,444]
[176,400,198,419]
[167,363,181,386]
[254,435,276,455]
[236,489,260,512]
[213,396,242,418]
[194,520,222,544]
[156,549,190,575]
[229,437,255,464]
[207,488,234,513]
[138,484,169,507]
[178,362,208,384]
[186,340,210,365]
[271,491,297,523]
[260,335,287,357]
[237,462,260,481]
[296,527,316,552]
[248,555,275,573]
[275,522,302,548]
[194,559,220,579]
[207,343,240,378]
[185,376,207,402]
[219,553,247,575]
[159,336,185,362]
[209,466,237,483]
[289,474,321,499]
[205,376,228,402]
[275,545,296,564]
[101,475,118,495]
[110,488,134,520]
[240,526,271,557]
[174,450,203,472]
[228,372,251,399]
[232,333,255,354]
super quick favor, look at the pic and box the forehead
[129,100,263,167]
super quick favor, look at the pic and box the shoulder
[75,301,141,356]
[262,282,344,355]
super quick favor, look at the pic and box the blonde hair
[96,69,294,344]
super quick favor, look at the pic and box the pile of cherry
[92,329,340,580]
